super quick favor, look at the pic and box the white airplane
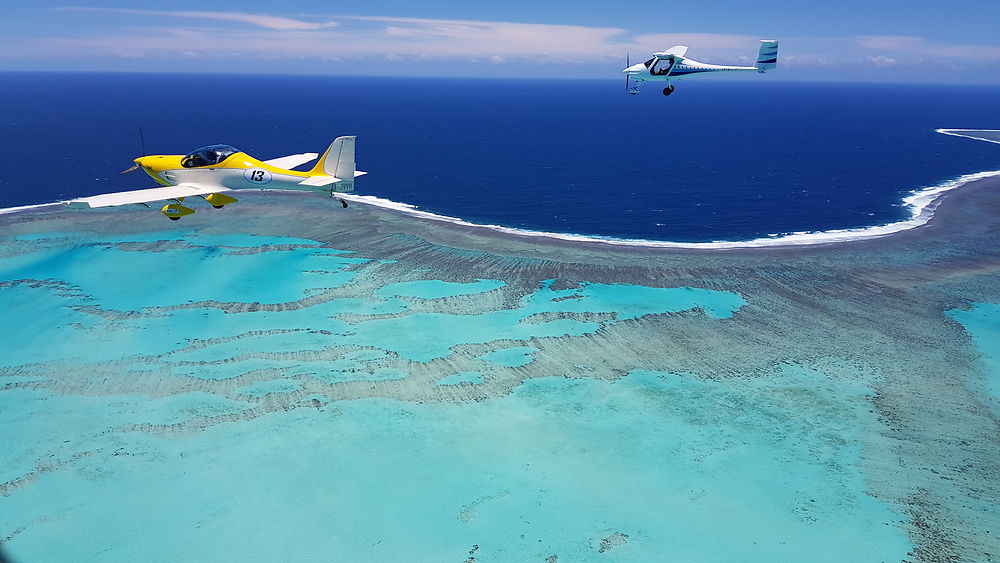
[623,40,778,96]
[67,136,365,220]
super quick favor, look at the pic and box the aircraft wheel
[662,86,675,96]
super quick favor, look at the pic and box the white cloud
[866,55,897,67]
[31,10,758,63]
[3,10,995,81]
[856,35,1000,60]
[55,7,339,31]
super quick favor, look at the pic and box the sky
[2,1,999,83]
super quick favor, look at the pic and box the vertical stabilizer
[311,136,356,180]
[755,40,778,71]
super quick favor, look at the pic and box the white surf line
[936,129,1000,145]
[0,202,64,215]
[338,168,1000,250]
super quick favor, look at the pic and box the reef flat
[1,176,999,562]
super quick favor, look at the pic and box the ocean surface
[1,72,999,242]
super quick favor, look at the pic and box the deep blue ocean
[1,72,998,242]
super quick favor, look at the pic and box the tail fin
[311,136,356,180]
[755,40,778,71]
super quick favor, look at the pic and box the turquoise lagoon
[948,303,1000,411]
[0,227,918,561]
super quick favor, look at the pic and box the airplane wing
[654,45,688,58]
[262,152,318,170]
[66,183,230,209]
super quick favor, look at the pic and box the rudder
[311,136,356,180]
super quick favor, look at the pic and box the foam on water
[0,203,62,215]
[937,128,1000,145]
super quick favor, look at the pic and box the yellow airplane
[67,136,365,220]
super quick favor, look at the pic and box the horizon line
[1,69,999,87]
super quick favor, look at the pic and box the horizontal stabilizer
[263,152,318,170]
[298,176,342,187]
[67,184,231,209]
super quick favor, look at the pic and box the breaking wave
[338,168,1000,250]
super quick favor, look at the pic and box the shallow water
[0,369,913,562]
[1,205,997,561]
[947,302,1000,412]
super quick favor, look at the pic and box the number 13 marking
[244,168,272,184]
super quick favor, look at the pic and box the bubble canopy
[181,145,239,168]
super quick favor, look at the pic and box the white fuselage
[159,168,353,193]
[624,60,761,83]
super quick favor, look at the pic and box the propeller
[120,126,146,174]
[624,52,630,91]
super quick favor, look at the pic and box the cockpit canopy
[181,144,239,168]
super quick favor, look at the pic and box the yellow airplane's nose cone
[135,155,179,172]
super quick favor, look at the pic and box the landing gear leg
[338,198,348,208]
[662,85,675,96]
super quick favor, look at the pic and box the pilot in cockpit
[181,144,239,168]
[651,58,675,76]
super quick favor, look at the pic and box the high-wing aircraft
[623,40,778,96]
[67,136,365,220]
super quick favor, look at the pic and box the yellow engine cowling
[206,193,238,208]
[162,203,195,221]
